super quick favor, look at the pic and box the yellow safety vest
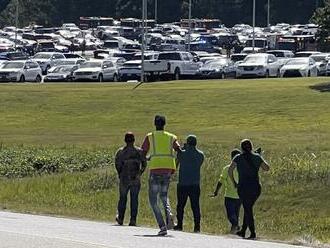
[147,131,177,171]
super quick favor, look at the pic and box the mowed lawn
[0,78,329,149]
[0,78,330,244]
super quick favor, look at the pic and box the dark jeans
[238,182,261,234]
[176,184,201,226]
[117,181,141,222]
[224,197,241,227]
[148,174,172,229]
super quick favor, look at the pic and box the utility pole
[267,0,270,27]
[14,0,19,50]
[188,0,192,52]
[252,0,256,53]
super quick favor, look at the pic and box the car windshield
[268,51,284,57]
[205,59,228,66]
[133,55,153,60]
[33,53,52,59]
[80,62,102,68]
[52,66,73,73]
[310,56,327,62]
[286,58,308,65]
[2,62,24,69]
[56,60,75,65]
[244,56,266,63]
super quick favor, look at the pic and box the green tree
[312,0,330,51]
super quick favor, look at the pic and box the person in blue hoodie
[173,135,204,233]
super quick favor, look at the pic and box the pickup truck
[157,51,201,80]
[118,53,168,81]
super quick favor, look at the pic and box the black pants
[117,181,141,222]
[238,183,261,234]
[224,197,241,227]
[176,184,201,226]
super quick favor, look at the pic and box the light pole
[155,0,157,23]
[140,0,146,83]
[267,0,270,27]
[14,0,19,49]
[252,0,256,53]
[188,0,192,52]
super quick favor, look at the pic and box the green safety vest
[147,131,177,171]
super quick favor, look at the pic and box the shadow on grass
[309,82,330,92]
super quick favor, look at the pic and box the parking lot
[0,18,327,83]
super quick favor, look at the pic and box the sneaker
[194,224,200,233]
[129,220,136,226]
[230,225,239,234]
[236,230,246,238]
[246,233,256,240]
[116,216,123,226]
[173,225,183,231]
[158,227,168,236]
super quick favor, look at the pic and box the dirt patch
[310,82,330,92]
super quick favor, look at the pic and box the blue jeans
[117,181,141,221]
[148,173,172,229]
[224,197,241,227]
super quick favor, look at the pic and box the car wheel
[35,75,42,83]
[221,72,225,79]
[174,68,180,80]
[19,75,25,82]
[265,70,270,78]
[45,66,50,74]
[277,70,281,78]
[98,74,104,82]
[113,73,118,82]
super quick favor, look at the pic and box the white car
[0,60,42,82]
[73,60,118,82]
[294,51,321,58]
[32,52,66,74]
[310,54,329,76]
[236,53,281,78]
[280,58,318,77]
[50,58,86,71]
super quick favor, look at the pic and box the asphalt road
[0,211,309,248]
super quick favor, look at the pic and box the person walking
[210,149,241,234]
[228,139,270,240]
[142,115,180,236]
[115,132,147,226]
[173,135,204,233]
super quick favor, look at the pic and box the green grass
[0,78,329,244]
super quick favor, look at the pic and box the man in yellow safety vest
[141,115,181,236]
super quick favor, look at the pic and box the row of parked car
[0,49,328,83]
[0,19,326,83]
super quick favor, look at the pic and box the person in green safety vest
[141,115,181,236]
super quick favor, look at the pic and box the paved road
[0,211,309,248]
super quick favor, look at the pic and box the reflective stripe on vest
[148,131,177,170]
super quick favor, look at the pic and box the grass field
[0,78,329,244]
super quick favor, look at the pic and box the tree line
[0,0,323,27]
